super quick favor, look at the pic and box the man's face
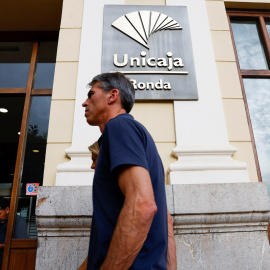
[0,207,9,223]
[82,82,109,126]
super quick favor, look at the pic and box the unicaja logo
[112,11,182,49]
[102,5,198,99]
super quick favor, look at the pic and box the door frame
[0,32,57,270]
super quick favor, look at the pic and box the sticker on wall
[26,183,40,196]
[102,5,198,100]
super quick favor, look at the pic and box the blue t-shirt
[88,113,168,270]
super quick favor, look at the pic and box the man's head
[89,141,99,169]
[88,72,135,113]
[82,72,135,131]
[0,197,10,222]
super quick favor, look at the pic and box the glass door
[0,36,57,270]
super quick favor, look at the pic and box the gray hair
[88,72,135,113]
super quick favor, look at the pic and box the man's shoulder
[108,113,134,124]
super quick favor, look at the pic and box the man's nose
[91,163,96,169]
[82,99,88,107]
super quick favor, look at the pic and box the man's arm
[167,210,177,270]
[100,165,157,270]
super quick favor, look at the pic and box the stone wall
[35,183,270,269]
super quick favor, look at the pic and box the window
[0,33,58,268]
[228,11,270,194]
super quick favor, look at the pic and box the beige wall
[131,102,176,184]
[44,0,264,185]
[205,0,259,182]
[43,0,175,186]
[43,0,84,186]
[225,1,270,9]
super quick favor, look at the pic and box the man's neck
[99,109,126,133]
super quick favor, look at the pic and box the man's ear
[107,89,120,104]
[6,207,9,214]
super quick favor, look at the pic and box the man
[88,141,99,170]
[82,72,176,270]
[77,142,99,270]
[0,197,28,266]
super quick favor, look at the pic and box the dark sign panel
[102,5,198,100]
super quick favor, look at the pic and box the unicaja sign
[102,5,198,100]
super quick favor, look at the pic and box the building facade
[1,0,270,269]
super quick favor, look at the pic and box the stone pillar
[36,183,270,270]
[172,183,270,269]
[35,186,92,270]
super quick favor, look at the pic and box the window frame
[227,10,270,183]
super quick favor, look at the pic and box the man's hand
[100,165,157,270]
[167,211,177,270]
[0,243,5,249]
